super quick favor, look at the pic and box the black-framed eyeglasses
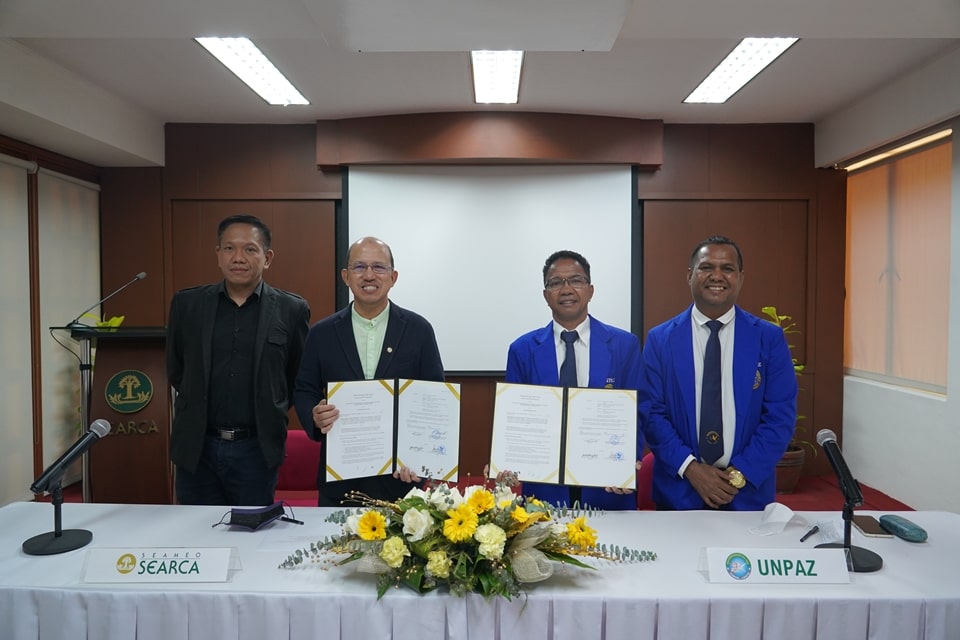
[347,262,392,275]
[544,276,590,291]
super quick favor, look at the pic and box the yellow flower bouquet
[279,483,656,599]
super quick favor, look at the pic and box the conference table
[1,501,957,640]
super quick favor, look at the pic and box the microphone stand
[816,500,883,573]
[22,483,93,556]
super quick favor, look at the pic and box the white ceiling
[1,0,958,167]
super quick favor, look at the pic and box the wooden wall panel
[448,376,501,479]
[100,167,166,326]
[169,200,337,321]
[642,200,809,351]
[165,124,342,199]
[316,112,663,167]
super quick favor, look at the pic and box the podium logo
[116,553,137,574]
[105,370,153,414]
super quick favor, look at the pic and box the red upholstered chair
[275,429,321,507]
[636,451,655,510]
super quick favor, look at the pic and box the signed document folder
[325,379,461,483]
[488,382,637,490]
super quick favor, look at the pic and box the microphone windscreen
[136,271,147,280]
[816,428,837,446]
[90,419,112,438]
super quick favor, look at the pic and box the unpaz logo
[105,370,153,414]
[725,552,752,580]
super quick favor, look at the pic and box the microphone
[814,428,882,573]
[816,428,864,507]
[67,271,146,328]
[30,419,112,494]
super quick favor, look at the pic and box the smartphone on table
[852,514,894,538]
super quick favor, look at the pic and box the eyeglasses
[346,262,392,275]
[544,276,590,291]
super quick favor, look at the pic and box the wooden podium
[70,326,172,504]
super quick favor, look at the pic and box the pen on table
[800,525,819,542]
[281,516,304,525]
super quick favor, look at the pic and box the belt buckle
[221,429,237,441]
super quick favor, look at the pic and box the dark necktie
[699,320,724,465]
[559,330,579,387]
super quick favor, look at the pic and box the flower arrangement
[279,483,656,599]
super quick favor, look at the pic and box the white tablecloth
[0,502,957,640]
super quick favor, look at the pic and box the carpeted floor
[776,474,912,512]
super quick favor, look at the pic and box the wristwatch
[726,467,746,489]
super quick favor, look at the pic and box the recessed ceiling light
[684,37,798,104]
[195,37,309,106]
[471,50,524,104]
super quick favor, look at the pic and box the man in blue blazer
[504,250,643,510]
[167,215,310,506]
[294,237,444,506]
[640,236,797,510]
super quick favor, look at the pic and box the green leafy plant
[761,306,815,455]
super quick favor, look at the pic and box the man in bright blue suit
[504,250,643,510]
[640,236,797,511]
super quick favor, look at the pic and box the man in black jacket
[167,214,310,506]
[294,237,444,506]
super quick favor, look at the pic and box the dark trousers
[176,436,278,506]
[522,481,637,510]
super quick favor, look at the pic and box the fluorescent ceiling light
[195,37,308,106]
[843,129,953,172]
[471,50,523,104]
[684,37,798,104]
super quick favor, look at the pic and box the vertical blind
[844,138,951,392]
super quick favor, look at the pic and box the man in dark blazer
[167,214,310,506]
[640,236,797,510]
[504,249,643,510]
[294,237,444,506]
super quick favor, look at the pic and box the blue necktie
[699,320,724,465]
[559,330,579,387]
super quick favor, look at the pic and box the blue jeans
[175,436,278,506]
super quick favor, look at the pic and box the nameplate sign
[704,547,850,584]
[82,547,233,583]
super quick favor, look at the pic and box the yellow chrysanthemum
[566,515,598,548]
[511,506,531,523]
[466,488,495,514]
[357,510,388,541]
[443,503,479,543]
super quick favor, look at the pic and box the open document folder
[324,379,461,483]
[488,382,637,490]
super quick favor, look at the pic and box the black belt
[207,427,255,441]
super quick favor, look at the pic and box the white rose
[402,507,434,542]
[346,511,363,535]
[493,486,516,505]
[428,485,463,510]
[404,486,430,501]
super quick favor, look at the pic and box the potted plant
[761,306,813,494]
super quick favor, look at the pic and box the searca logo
[114,551,203,575]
